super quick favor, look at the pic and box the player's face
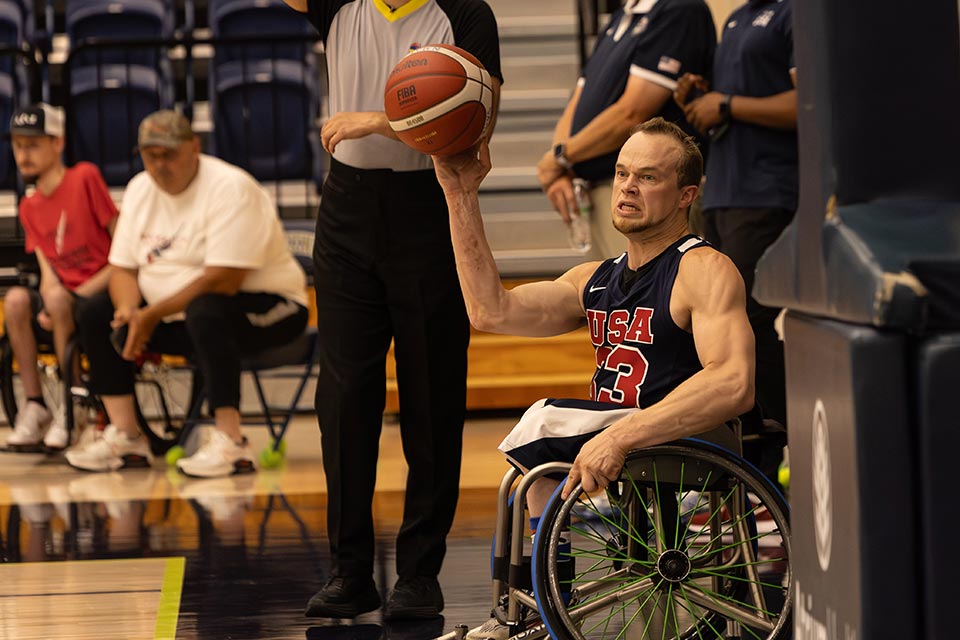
[11,135,62,180]
[140,138,200,195]
[610,132,694,236]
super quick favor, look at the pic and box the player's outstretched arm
[564,249,755,496]
[435,143,598,337]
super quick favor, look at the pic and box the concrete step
[486,0,578,20]
[500,53,579,91]
[488,130,552,168]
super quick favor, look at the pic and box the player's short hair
[630,117,703,188]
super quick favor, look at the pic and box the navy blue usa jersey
[584,234,706,408]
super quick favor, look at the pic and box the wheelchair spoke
[676,584,725,640]
[682,580,778,633]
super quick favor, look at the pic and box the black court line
[0,588,162,598]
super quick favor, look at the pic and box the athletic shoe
[305,574,381,618]
[45,402,90,452]
[466,617,512,640]
[6,401,53,450]
[44,403,91,452]
[176,430,255,478]
[384,576,444,621]
[42,414,69,451]
[65,424,152,472]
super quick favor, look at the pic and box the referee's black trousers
[313,159,470,580]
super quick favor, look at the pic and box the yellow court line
[154,557,186,640]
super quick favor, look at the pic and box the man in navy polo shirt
[536,0,716,256]
[674,0,796,433]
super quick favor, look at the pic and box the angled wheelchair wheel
[533,440,792,640]
[132,355,202,454]
[0,333,71,430]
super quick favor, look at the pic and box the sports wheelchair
[439,420,792,640]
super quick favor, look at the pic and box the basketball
[384,44,494,157]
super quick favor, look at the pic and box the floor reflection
[0,466,496,639]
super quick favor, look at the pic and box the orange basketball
[384,44,494,157]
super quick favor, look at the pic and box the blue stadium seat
[210,59,321,184]
[208,0,315,65]
[0,0,33,44]
[0,1,32,105]
[0,2,24,48]
[66,0,173,68]
[67,64,173,185]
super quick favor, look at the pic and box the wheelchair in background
[440,418,792,640]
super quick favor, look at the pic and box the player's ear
[679,183,698,209]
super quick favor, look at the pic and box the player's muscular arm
[435,143,595,337]
[564,250,755,496]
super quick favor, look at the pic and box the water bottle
[568,178,592,253]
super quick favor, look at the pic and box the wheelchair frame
[437,424,792,640]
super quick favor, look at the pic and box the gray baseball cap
[137,110,194,149]
[8,103,65,137]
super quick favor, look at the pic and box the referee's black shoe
[305,574,380,618]
[384,576,444,620]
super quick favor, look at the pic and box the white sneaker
[65,424,152,472]
[176,430,255,478]
[6,401,53,450]
[44,403,89,451]
[43,414,69,451]
[467,618,512,640]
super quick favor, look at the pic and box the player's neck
[35,163,66,197]
[624,216,689,269]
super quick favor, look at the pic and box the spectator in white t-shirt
[66,110,309,478]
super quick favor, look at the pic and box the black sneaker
[384,576,444,621]
[305,574,381,618]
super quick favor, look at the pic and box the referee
[283,0,502,621]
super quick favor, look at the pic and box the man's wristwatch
[553,142,573,170]
[718,94,732,122]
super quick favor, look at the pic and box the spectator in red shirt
[3,104,117,452]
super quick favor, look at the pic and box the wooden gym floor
[0,413,521,639]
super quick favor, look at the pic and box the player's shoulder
[677,242,740,289]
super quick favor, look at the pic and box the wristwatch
[718,94,732,122]
[553,142,573,170]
